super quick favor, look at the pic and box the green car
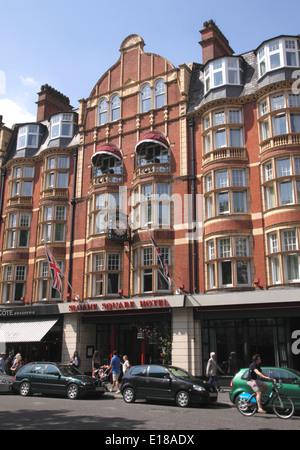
[229,367,300,410]
[13,362,106,400]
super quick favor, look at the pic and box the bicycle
[235,379,295,419]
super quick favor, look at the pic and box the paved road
[0,390,299,431]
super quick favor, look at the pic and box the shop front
[188,288,300,374]
[0,304,63,363]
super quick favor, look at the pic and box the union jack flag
[44,244,62,294]
[147,229,172,287]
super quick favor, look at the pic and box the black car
[13,362,106,400]
[121,364,218,408]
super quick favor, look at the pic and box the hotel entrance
[93,313,172,367]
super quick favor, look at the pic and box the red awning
[134,133,169,153]
[91,145,122,165]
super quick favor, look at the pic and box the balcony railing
[133,162,171,181]
[260,133,300,153]
[90,174,123,188]
[203,147,247,165]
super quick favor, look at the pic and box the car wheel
[176,390,191,408]
[19,381,31,397]
[67,383,79,400]
[123,387,136,403]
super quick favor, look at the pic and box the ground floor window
[202,316,298,375]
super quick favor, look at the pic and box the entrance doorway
[96,319,171,366]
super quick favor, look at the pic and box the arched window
[98,98,108,125]
[110,94,120,122]
[155,79,165,108]
[141,83,151,113]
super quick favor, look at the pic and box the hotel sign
[58,296,184,314]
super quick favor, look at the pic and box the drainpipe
[67,148,78,300]
[0,169,6,233]
[188,117,198,293]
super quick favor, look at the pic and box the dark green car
[13,362,106,400]
[229,367,300,410]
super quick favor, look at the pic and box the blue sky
[0,0,299,127]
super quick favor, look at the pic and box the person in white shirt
[206,352,224,392]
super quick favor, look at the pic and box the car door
[269,368,300,408]
[128,365,148,398]
[29,364,47,393]
[43,364,66,395]
[146,366,173,400]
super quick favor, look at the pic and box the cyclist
[247,354,272,414]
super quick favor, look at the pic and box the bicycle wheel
[235,395,257,416]
[272,394,295,419]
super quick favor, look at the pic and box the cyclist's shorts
[247,379,267,392]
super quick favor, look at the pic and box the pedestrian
[228,351,238,375]
[10,353,22,374]
[92,350,101,377]
[206,352,224,392]
[122,355,131,375]
[4,351,14,375]
[69,351,80,369]
[0,353,5,372]
[109,350,121,393]
[247,354,272,414]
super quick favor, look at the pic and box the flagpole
[145,227,181,295]
[43,240,81,302]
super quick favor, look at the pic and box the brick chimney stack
[199,20,234,65]
[36,84,72,122]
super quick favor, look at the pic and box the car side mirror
[164,373,171,380]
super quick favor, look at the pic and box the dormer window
[50,113,74,139]
[257,37,300,79]
[17,125,40,150]
[204,57,242,94]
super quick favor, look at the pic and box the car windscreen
[58,365,82,377]
[167,367,194,380]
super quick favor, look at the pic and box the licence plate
[209,392,218,397]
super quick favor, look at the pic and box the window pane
[271,256,281,284]
[236,261,249,285]
[276,158,291,177]
[285,255,299,281]
[214,71,223,86]
[231,169,245,186]
[273,114,287,135]
[218,192,229,214]
[107,273,119,294]
[290,114,300,133]
[54,223,65,241]
[143,268,152,292]
[270,53,281,69]
[279,181,293,205]
[57,172,68,188]
[215,129,226,148]
[216,171,228,188]
[220,261,232,285]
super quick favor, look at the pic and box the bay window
[257,37,300,79]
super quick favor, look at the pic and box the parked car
[0,370,14,393]
[13,362,106,400]
[121,364,218,408]
[229,367,300,410]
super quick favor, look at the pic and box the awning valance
[0,318,58,343]
[91,145,122,165]
[135,133,169,153]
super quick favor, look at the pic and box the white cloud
[20,76,39,87]
[0,98,36,127]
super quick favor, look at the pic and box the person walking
[69,351,80,368]
[0,353,5,372]
[206,352,224,392]
[92,350,101,377]
[122,355,131,375]
[109,350,121,393]
[10,353,22,374]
